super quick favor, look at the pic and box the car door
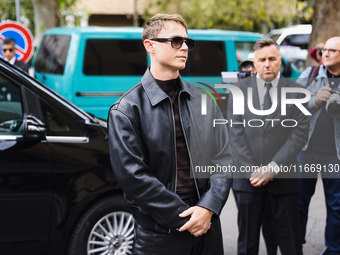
[0,71,52,254]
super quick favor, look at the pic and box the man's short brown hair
[254,38,279,51]
[142,13,187,41]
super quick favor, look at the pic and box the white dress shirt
[256,72,281,173]
[256,72,280,110]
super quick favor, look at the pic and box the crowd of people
[2,12,338,255]
[108,13,340,255]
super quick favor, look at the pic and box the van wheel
[68,196,134,255]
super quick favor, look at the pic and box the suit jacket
[14,60,29,73]
[227,76,309,194]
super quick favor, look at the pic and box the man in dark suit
[227,38,310,255]
[1,37,29,73]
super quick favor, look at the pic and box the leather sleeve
[194,99,233,215]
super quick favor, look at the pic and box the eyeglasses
[316,49,323,57]
[2,48,13,52]
[321,48,340,54]
[150,37,195,51]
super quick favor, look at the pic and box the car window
[235,41,256,68]
[269,34,281,42]
[40,100,82,136]
[281,34,310,49]
[34,34,71,75]
[0,74,23,135]
[83,39,147,76]
[181,41,226,76]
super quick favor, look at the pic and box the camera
[237,71,252,79]
[221,71,252,83]
[327,89,340,117]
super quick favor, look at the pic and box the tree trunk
[305,0,340,67]
[31,0,60,44]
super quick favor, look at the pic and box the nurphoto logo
[200,82,312,128]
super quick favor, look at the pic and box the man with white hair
[297,36,340,255]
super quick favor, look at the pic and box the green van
[32,26,300,119]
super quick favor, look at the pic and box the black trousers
[234,190,302,255]
[132,218,224,255]
[132,190,224,255]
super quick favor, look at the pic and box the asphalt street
[220,177,327,255]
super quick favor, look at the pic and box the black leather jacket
[108,68,232,233]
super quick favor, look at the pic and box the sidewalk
[220,177,326,254]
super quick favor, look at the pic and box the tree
[0,0,34,34]
[31,0,60,43]
[305,0,340,67]
[31,0,77,43]
[143,0,301,33]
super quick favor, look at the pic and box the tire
[68,196,134,255]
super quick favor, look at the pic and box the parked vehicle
[0,58,134,255]
[267,24,312,71]
[267,24,311,49]
[32,27,300,119]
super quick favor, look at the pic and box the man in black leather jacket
[108,13,232,255]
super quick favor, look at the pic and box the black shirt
[155,78,194,192]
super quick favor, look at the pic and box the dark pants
[132,190,224,255]
[132,219,223,255]
[298,150,340,254]
[234,190,302,255]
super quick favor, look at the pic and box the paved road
[220,177,327,254]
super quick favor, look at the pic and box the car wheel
[68,196,134,255]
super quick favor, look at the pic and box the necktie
[263,82,272,110]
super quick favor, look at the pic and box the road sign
[0,21,34,63]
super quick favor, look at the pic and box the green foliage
[0,0,35,34]
[59,0,77,9]
[59,0,79,27]
[295,0,314,23]
[143,0,314,32]
[0,0,78,37]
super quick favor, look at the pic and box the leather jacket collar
[141,67,194,106]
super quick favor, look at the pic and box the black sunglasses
[150,36,195,51]
[2,48,13,52]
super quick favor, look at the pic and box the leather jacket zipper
[178,91,201,199]
[168,97,178,193]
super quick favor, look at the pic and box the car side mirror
[23,114,46,140]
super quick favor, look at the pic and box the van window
[34,35,71,75]
[181,41,226,76]
[83,39,147,76]
[235,41,256,67]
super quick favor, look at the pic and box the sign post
[0,21,34,63]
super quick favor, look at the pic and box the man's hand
[249,165,275,187]
[315,84,331,106]
[178,206,212,237]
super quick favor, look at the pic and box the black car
[0,59,134,255]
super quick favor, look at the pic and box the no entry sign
[0,21,34,63]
